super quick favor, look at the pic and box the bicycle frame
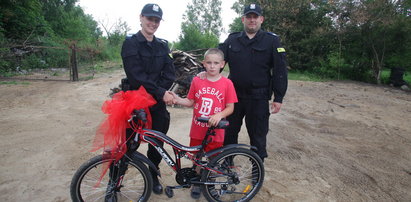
[128,110,255,180]
[70,109,264,202]
[133,124,218,175]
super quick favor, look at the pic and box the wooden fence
[1,42,94,81]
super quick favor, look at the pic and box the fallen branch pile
[169,50,203,98]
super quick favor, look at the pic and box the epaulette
[267,32,278,36]
[228,32,241,37]
[125,35,132,40]
[156,37,169,45]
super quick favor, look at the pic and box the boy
[170,48,238,198]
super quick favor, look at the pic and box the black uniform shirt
[121,31,175,101]
[219,30,288,103]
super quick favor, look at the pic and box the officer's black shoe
[150,168,163,194]
[152,178,163,194]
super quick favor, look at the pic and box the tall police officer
[121,3,175,194]
[218,3,288,161]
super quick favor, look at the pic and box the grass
[288,71,330,82]
[381,69,411,85]
[0,81,31,85]
[79,60,123,74]
[289,69,411,84]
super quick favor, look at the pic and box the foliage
[0,0,126,76]
[177,0,222,51]
[183,0,223,37]
[99,18,130,46]
[175,24,219,51]
[228,0,411,84]
[288,70,329,82]
[0,81,31,85]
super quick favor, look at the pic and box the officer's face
[242,13,264,34]
[140,15,161,36]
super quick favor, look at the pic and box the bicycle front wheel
[70,155,152,202]
[201,147,264,202]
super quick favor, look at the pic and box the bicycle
[70,108,265,202]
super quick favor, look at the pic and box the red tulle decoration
[90,86,157,185]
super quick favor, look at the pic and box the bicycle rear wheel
[201,148,264,202]
[70,155,152,202]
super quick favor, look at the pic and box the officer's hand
[168,91,179,104]
[163,91,174,105]
[197,71,206,80]
[271,102,282,114]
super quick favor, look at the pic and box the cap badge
[250,4,256,9]
[153,4,159,12]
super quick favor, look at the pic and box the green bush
[313,52,350,80]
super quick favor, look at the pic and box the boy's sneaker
[191,185,201,199]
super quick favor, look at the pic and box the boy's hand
[209,113,223,127]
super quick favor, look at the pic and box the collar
[239,29,264,39]
[237,30,264,45]
[136,31,157,43]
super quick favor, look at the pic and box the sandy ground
[0,69,410,202]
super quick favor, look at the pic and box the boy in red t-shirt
[172,48,237,151]
[170,48,238,198]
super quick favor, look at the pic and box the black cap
[141,3,163,19]
[243,3,262,16]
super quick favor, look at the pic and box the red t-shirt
[187,76,238,142]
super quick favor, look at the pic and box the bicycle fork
[105,159,129,202]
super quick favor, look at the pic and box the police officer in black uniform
[121,3,175,194]
[219,3,288,161]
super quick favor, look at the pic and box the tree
[177,0,222,51]
[99,18,130,46]
[0,0,51,42]
[332,0,409,83]
[0,0,105,74]
[231,0,334,71]
[176,23,219,51]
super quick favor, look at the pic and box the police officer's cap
[243,3,262,16]
[141,3,163,19]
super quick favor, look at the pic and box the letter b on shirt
[199,97,213,117]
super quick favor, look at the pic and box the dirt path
[0,69,410,201]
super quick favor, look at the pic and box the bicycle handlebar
[131,109,147,123]
[130,109,229,129]
[197,117,229,129]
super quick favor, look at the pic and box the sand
[0,69,410,201]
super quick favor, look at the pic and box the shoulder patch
[277,47,286,53]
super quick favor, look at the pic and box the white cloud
[77,0,238,42]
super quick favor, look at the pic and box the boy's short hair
[204,48,224,60]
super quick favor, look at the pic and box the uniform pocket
[252,47,269,66]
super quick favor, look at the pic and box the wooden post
[71,43,78,81]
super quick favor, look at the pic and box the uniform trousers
[126,102,170,170]
[224,99,270,161]
[147,102,170,169]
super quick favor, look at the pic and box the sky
[77,0,239,42]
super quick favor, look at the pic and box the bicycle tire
[201,147,264,202]
[70,154,152,202]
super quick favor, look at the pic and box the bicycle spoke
[71,155,152,202]
[202,148,264,202]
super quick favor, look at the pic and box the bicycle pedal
[165,186,174,198]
